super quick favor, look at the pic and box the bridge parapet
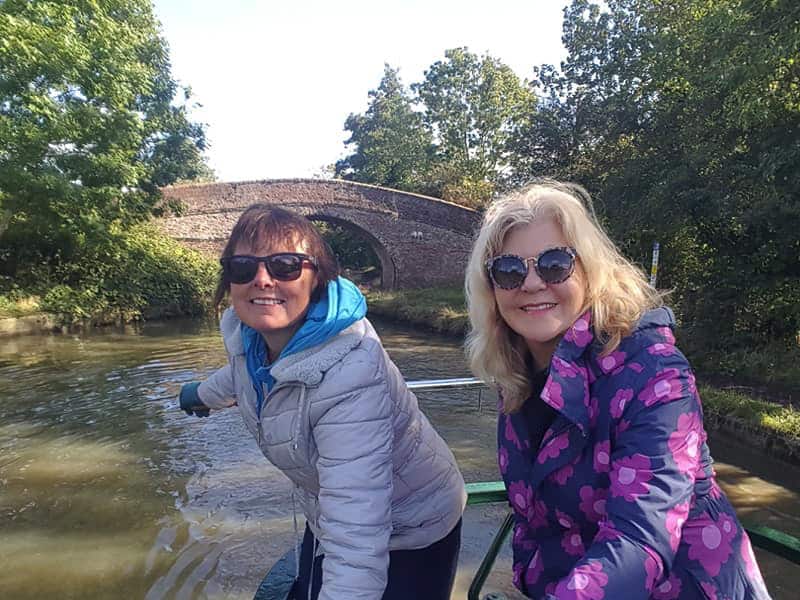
[159,179,481,289]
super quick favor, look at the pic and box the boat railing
[407,377,489,412]
[254,377,800,600]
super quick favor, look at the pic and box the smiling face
[493,218,587,369]
[229,237,319,360]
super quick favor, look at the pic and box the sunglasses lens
[266,254,304,281]
[490,256,528,289]
[226,256,259,284]
[537,249,575,283]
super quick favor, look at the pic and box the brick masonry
[159,179,482,288]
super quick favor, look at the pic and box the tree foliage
[0,0,211,287]
[335,65,433,194]
[337,49,534,208]
[413,48,536,204]
[515,0,800,346]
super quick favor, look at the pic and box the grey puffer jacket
[197,308,466,600]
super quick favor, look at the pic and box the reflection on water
[0,316,798,599]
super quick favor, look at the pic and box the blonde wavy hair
[465,179,662,412]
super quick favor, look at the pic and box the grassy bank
[0,294,41,318]
[366,287,469,336]
[365,285,800,452]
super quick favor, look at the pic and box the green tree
[0,0,210,286]
[335,65,433,193]
[413,47,536,206]
[520,0,800,346]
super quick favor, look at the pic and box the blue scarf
[240,277,367,415]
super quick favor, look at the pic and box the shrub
[35,225,218,323]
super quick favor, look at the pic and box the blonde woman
[465,180,770,599]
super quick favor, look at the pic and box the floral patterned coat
[498,307,772,600]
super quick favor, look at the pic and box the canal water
[1,316,798,599]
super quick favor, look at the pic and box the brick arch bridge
[159,179,481,289]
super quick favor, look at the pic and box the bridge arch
[305,213,397,290]
[159,179,481,289]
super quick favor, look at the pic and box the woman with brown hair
[180,204,466,600]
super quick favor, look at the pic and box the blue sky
[152,1,570,182]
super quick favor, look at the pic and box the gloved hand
[179,382,211,417]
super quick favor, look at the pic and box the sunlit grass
[701,386,800,440]
[366,286,468,335]
[0,294,41,318]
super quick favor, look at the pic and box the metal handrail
[407,377,490,411]
[463,483,800,600]
[406,377,487,390]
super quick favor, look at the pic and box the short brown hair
[213,205,339,306]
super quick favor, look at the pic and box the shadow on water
[0,314,798,599]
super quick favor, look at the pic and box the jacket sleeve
[548,349,703,599]
[197,364,238,410]
[312,350,394,600]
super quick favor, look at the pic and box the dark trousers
[292,518,462,600]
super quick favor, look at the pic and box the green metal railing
[463,482,800,600]
[254,378,800,600]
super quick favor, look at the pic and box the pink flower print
[550,463,574,485]
[553,356,581,378]
[652,574,682,600]
[498,446,509,475]
[669,412,704,474]
[610,454,653,501]
[687,370,697,395]
[530,498,548,530]
[504,415,523,450]
[512,561,523,589]
[579,486,608,523]
[657,326,676,345]
[541,380,565,410]
[740,532,759,579]
[709,479,722,499]
[638,369,683,407]
[610,388,633,418]
[685,513,737,576]
[564,312,593,347]
[593,441,611,473]
[513,521,536,551]
[562,529,585,556]
[665,501,690,551]
[538,430,570,463]
[553,560,608,600]
[508,481,534,518]
[588,396,599,427]
[594,519,621,542]
[598,350,627,373]
[700,582,719,600]
[556,509,575,529]
[627,362,645,373]
[525,549,544,587]
[648,342,676,356]
[643,549,663,592]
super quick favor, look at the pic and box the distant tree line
[336,0,800,349]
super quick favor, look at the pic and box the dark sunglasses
[220,253,318,285]
[486,246,577,289]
